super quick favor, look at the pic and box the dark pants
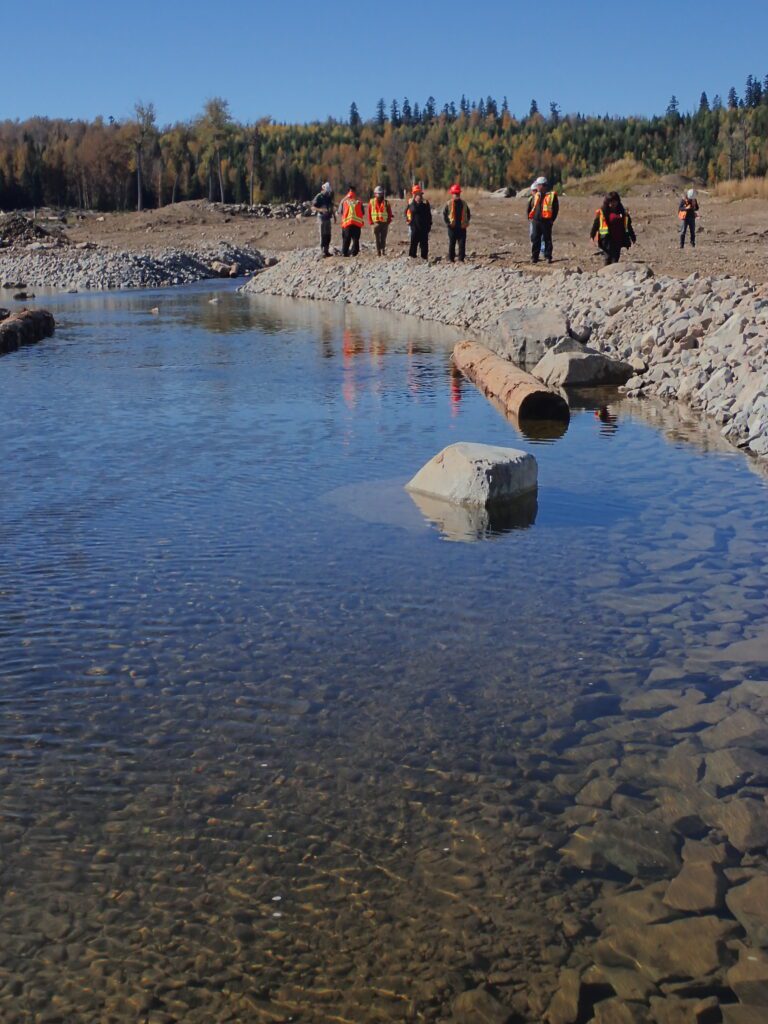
[680,218,696,248]
[530,220,553,262]
[373,223,389,255]
[409,229,429,259]
[447,227,466,262]
[342,226,361,256]
[319,218,332,254]
[601,241,624,265]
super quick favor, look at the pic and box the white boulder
[405,442,537,507]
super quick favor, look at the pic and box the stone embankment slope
[244,250,768,461]
[0,242,264,291]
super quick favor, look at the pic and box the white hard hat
[322,181,332,193]
[687,188,697,199]
[534,176,548,186]
[374,185,385,195]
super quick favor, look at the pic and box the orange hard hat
[449,184,461,195]
[411,184,423,194]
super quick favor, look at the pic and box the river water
[1,283,768,1024]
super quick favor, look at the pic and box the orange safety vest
[341,195,364,228]
[529,191,556,220]
[678,200,696,220]
[596,209,630,236]
[447,199,469,229]
[369,197,391,224]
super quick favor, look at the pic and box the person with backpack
[590,191,637,265]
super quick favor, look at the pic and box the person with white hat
[678,188,699,249]
[312,181,336,257]
[527,176,559,264]
[367,185,393,256]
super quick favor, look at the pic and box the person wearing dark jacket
[678,189,699,248]
[443,184,471,262]
[405,184,432,259]
[590,192,637,265]
[311,181,335,256]
[527,176,559,263]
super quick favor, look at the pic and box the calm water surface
[1,283,767,1023]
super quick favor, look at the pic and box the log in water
[453,339,570,421]
[0,308,55,354]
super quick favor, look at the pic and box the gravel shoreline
[244,249,768,461]
[0,242,264,292]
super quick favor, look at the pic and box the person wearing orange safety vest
[337,185,365,257]
[589,191,637,265]
[367,185,393,256]
[442,184,471,262]
[405,184,432,259]
[527,176,559,264]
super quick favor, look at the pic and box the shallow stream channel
[2,282,768,1024]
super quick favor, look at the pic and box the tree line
[2,75,768,213]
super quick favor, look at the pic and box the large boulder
[406,442,537,508]
[533,344,634,388]
[494,305,571,365]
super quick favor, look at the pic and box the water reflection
[408,489,538,541]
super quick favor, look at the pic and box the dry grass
[714,176,768,199]
[564,158,660,196]
[420,186,488,204]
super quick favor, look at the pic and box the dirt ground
[60,190,768,283]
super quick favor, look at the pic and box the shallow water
[1,283,768,1023]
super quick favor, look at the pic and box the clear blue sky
[7,0,768,126]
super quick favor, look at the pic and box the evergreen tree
[712,94,723,111]
[529,98,539,117]
[375,98,387,126]
[549,101,561,124]
[459,94,469,116]
[501,96,509,115]
[666,95,679,117]
[449,101,457,119]
[402,97,413,125]
[477,98,486,118]
[390,99,400,126]
[727,86,739,109]
[698,91,710,112]
[486,96,498,118]
[349,102,361,128]
[424,96,436,121]
[413,102,421,123]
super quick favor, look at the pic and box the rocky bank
[244,249,768,461]
[0,240,265,292]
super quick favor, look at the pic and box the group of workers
[311,179,700,266]
[313,181,471,262]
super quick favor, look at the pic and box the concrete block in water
[406,442,537,508]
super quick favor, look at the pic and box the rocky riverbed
[0,241,264,292]
[244,250,768,462]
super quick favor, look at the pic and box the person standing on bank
[678,188,699,249]
[312,181,335,257]
[443,184,471,262]
[406,184,432,259]
[368,185,393,256]
[527,176,559,263]
[590,191,637,265]
[338,185,365,257]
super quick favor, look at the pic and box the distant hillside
[1,80,767,211]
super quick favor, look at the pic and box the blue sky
[6,0,768,126]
